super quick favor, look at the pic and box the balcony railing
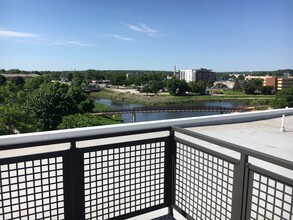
[0,108,293,220]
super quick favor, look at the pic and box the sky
[0,0,292,72]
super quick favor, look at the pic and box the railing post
[164,129,176,216]
[131,111,136,123]
[64,141,85,220]
[280,106,288,132]
[231,154,249,220]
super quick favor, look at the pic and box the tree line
[0,69,172,87]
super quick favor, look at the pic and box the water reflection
[96,99,243,123]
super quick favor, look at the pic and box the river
[96,99,244,123]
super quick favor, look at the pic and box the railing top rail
[0,108,292,150]
[173,126,293,171]
[118,105,244,112]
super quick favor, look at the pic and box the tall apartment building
[264,77,293,91]
[264,77,277,89]
[179,68,216,83]
[179,69,196,82]
[277,77,293,91]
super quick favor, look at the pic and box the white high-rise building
[179,69,196,82]
[179,68,216,83]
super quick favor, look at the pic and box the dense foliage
[26,83,94,130]
[232,79,242,91]
[0,81,40,134]
[0,77,100,135]
[270,87,293,108]
[243,79,264,94]
[58,113,120,129]
[167,78,189,95]
[188,81,207,95]
[0,75,6,85]
[166,78,207,96]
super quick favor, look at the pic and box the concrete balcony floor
[187,115,293,178]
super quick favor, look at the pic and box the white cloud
[46,40,91,46]
[112,34,133,41]
[97,34,134,42]
[0,29,39,38]
[0,28,92,46]
[127,23,159,37]
[65,40,92,46]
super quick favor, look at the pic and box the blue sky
[0,0,292,72]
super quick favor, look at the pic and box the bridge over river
[92,105,251,122]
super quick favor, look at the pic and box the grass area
[97,115,122,125]
[222,90,247,96]
[94,102,111,112]
[91,88,275,106]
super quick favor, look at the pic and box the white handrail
[0,108,292,147]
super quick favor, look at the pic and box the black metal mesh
[249,171,293,220]
[83,141,166,220]
[175,142,234,220]
[0,156,65,220]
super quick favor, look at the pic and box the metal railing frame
[0,108,293,220]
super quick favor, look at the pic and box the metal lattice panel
[0,156,65,220]
[83,141,166,220]
[175,142,234,220]
[249,171,293,220]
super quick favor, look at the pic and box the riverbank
[93,102,123,122]
[91,88,274,107]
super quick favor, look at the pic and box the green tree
[254,79,264,91]
[7,69,21,74]
[12,76,25,87]
[133,75,148,86]
[243,79,263,94]
[26,83,94,131]
[243,82,256,94]
[0,75,6,86]
[50,72,61,80]
[261,86,274,95]
[270,87,293,108]
[147,72,165,82]
[188,80,206,95]
[238,75,245,80]
[0,104,39,135]
[220,73,230,80]
[72,73,84,87]
[24,77,46,91]
[84,70,93,84]
[188,81,198,94]
[0,81,24,104]
[233,79,242,91]
[110,73,126,88]
[140,85,152,93]
[140,81,164,93]
[58,113,110,129]
[66,72,73,81]
[124,79,132,87]
[167,78,189,96]
[206,80,214,88]
[197,80,207,95]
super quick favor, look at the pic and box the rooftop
[186,115,293,178]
